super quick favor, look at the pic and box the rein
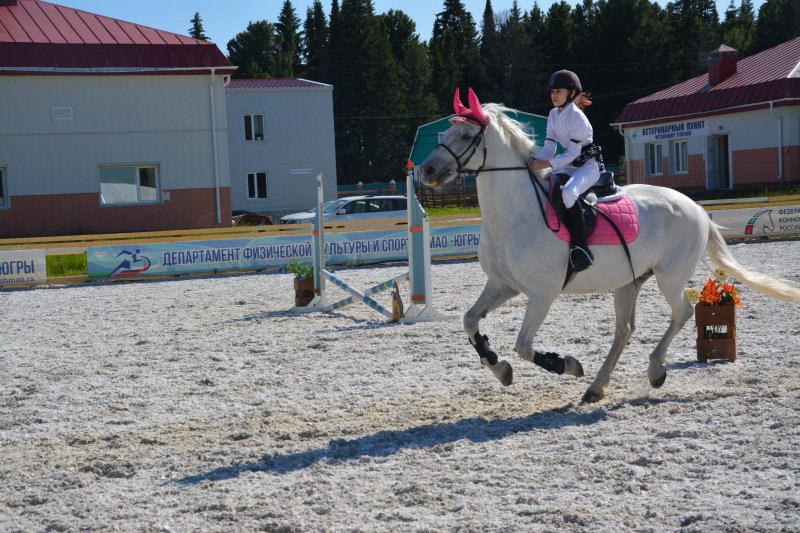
[436,118,561,233]
[436,115,636,286]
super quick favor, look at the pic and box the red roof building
[0,0,233,73]
[226,79,330,90]
[613,37,799,191]
[0,0,236,238]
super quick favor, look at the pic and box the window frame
[246,171,268,199]
[670,139,688,174]
[98,164,160,206]
[244,113,265,142]
[645,142,663,177]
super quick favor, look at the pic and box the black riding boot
[566,202,594,272]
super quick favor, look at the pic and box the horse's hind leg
[583,274,651,403]
[465,279,519,386]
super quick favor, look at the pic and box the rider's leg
[562,162,600,272]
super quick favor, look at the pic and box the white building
[0,0,235,238]
[225,78,338,218]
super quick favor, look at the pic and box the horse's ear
[453,88,469,116]
[467,88,487,123]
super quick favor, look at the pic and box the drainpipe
[769,101,784,181]
[617,125,630,184]
[209,68,222,224]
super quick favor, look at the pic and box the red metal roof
[226,78,331,90]
[614,37,800,125]
[0,0,233,73]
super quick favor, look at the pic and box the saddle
[548,172,639,246]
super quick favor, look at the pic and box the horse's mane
[482,103,538,159]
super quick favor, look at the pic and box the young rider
[529,70,603,272]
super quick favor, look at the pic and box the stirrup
[569,246,594,272]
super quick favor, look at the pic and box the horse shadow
[176,397,704,485]
[174,393,727,486]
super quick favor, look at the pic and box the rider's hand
[528,157,552,173]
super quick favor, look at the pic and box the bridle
[435,115,490,176]
[435,113,559,234]
[436,114,531,177]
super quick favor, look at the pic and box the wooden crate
[695,304,737,362]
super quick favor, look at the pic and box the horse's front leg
[516,291,585,378]
[465,279,519,386]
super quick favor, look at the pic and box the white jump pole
[293,171,451,322]
[400,169,451,323]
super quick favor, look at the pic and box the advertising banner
[87,225,482,280]
[708,205,800,239]
[0,249,47,286]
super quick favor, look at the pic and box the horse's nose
[422,164,436,178]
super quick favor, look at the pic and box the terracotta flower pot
[695,304,737,362]
[294,277,315,307]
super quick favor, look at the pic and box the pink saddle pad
[547,195,640,245]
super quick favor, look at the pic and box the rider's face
[550,88,571,108]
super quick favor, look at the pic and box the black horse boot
[566,202,594,272]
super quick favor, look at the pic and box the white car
[280,195,408,224]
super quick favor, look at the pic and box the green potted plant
[286,258,315,306]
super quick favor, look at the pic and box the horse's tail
[706,222,800,302]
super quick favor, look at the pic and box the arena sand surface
[1,239,799,532]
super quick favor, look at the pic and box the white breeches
[560,159,601,208]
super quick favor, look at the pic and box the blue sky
[55,0,762,50]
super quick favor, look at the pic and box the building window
[244,114,264,142]
[670,140,688,174]
[645,143,663,176]
[0,167,7,208]
[99,165,159,205]
[247,172,268,199]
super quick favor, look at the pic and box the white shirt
[535,102,594,172]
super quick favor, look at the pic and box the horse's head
[419,88,491,189]
[420,88,537,188]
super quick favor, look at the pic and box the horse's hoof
[564,356,584,378]
[581,389,604,403]
[650,368,667,388]
[492,360,513,386]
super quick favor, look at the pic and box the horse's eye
[461,133,472,141]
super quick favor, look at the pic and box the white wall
[0,74,230,196]
[225,85,337,213]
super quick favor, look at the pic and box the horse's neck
[477,147,545,232]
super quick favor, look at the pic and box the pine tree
[429,0,482,110]
[720,0,754,54]
[539,1,576,72]
[493,2,532,107]
[329,0,410,184]
[665,0,721,81]
[303,1,329,82]
[753,0,800,53]
[189,12,209,41]
[276,0,303,77]
[521,3,547,112]
[227,21,278,79]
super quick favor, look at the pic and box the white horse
[419,88,800,402]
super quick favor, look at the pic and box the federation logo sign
[744,209,774,236]
[108,249,151,278]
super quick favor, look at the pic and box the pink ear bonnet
[452,87,489,125]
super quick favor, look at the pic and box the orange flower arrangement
[696,268,743,308]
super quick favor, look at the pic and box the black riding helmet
[548,70,582,93]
